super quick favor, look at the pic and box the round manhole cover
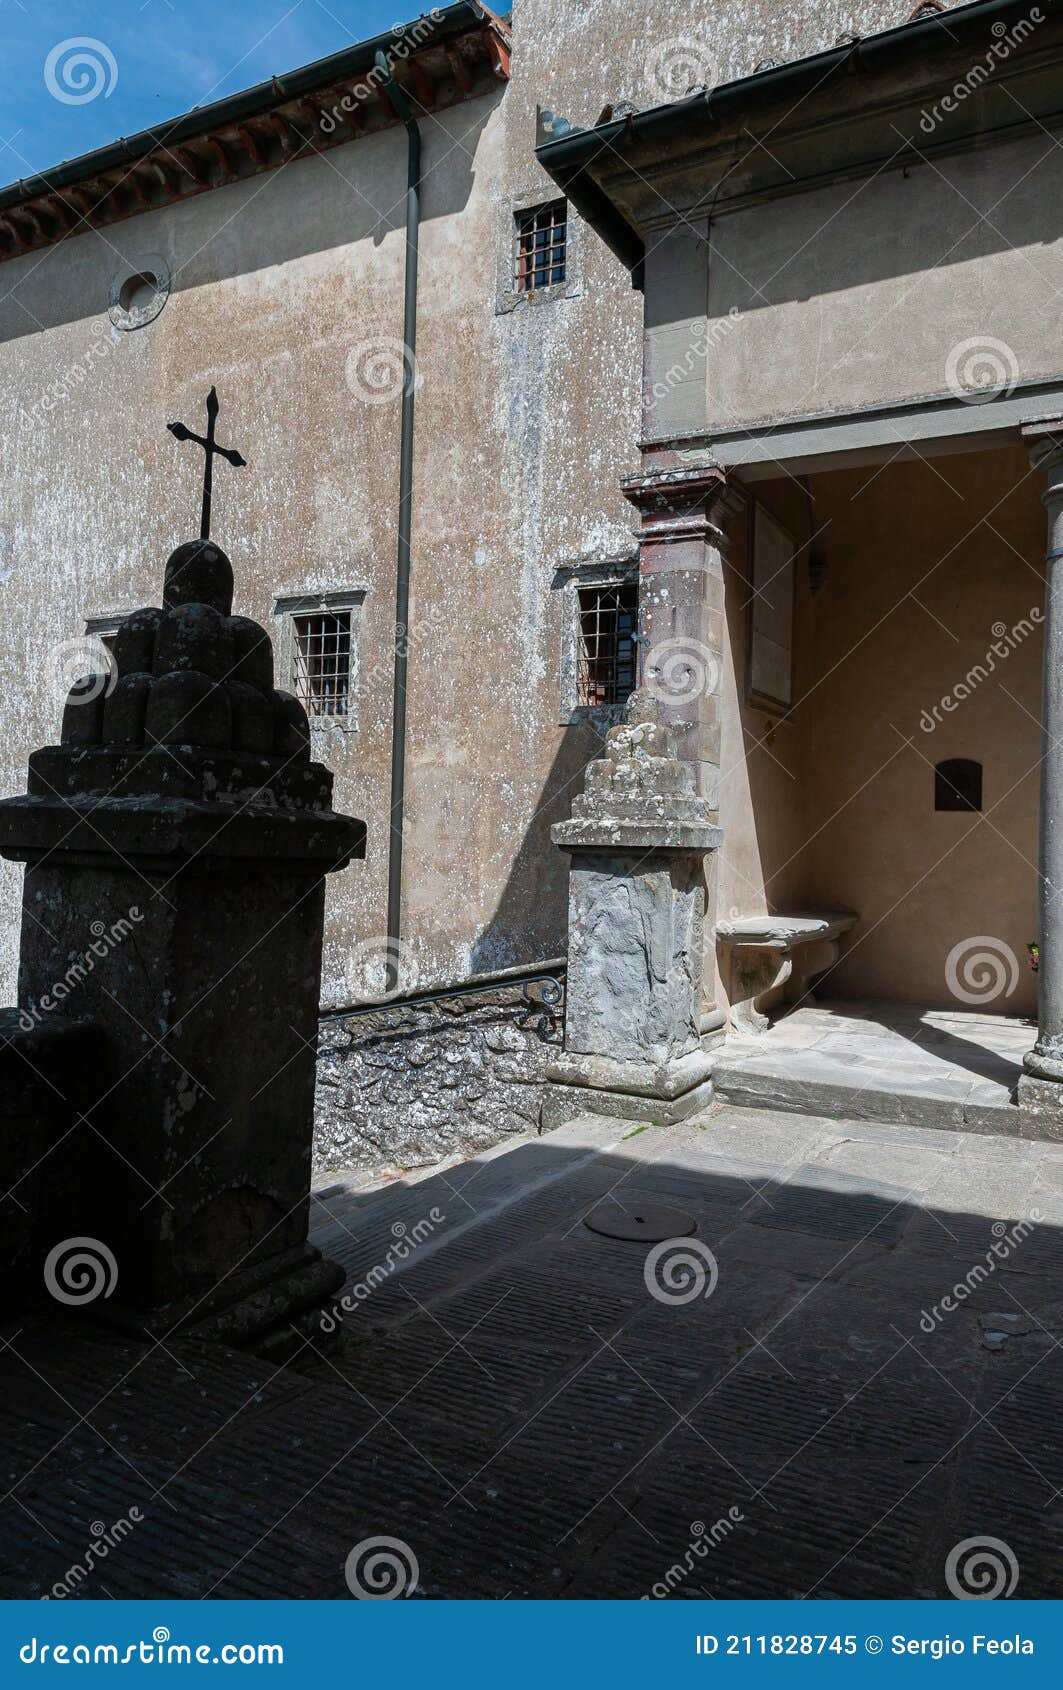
[583,1202,696,1242]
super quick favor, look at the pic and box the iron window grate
[577,582,638,708]
[515,200,568,292]
[292,611,352,717]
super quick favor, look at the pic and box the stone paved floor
[713,1000,1036,1133]
[3,1102,1062,1599]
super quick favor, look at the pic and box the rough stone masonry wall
[313,978,564,1174]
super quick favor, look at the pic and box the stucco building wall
[0,0,941,1011]
[707,130,1063,430]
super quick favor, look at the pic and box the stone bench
[715,912,858,1035]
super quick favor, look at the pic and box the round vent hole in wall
[108,255,171,330]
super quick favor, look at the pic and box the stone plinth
[546,690,721,1125]
[0,538,365,1344]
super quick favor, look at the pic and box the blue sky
[0,0,411,184]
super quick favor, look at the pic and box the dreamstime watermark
[945,936,1020,1005]
[19,322,124,435]
[345,337,420,406]
[918,10,1043,135]
[641,1510,745,1598]
[918,1214,1041,1333]
[52,634,119,713]
[44,37,117,105]
[646,37,720,101]
[358,596,449,696]
[945,1535,1020,1600]
[345,934,420,1003]
[42,1509,143,1599]
[319,1210,446,1332]
[20,908,143,1031]
[43,1237,118,1306]
[649,308,740,405]
[19,1629,283,1665]
[644,637,721,707]
[644,1237,719,1305]
[344,1536,419,1599]
[919,610,1042,732]
[318,12,444,132]
[945,336,1019,403]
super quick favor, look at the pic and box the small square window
[292,610,352,718]
[515,199,567,292]
[576,582,638,709]
[935,758,982,812]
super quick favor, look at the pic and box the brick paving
[3,1105,1062,1599]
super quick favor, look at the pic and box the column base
[1017,1071,1063,1139]
[542,1047,716,1128]
[1023,1040,1063,1083]
[102,1242,345,1355]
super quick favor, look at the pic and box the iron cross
[167,387,246,541]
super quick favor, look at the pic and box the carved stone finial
[57,537,308,766]
[561,684,711,834]
[163,538,234,616]
[622,687,659,727]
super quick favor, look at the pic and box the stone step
[710,1047,1025,1137]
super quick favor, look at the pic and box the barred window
[292,610,352,718]
[576,583,638,708]
[515,200,567,292]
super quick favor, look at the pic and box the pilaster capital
[620,462,728,546]
[1021,413,1063,488]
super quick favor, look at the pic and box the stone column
[544,690,721,1126]
[0,537,365,1344]
[1020,415,1063,1126]
[621,461,730,1037]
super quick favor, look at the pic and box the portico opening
[708,439,1045,1126]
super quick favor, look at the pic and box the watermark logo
[641,1511,745,1598]
[945,1535,1019,1599]
[919,610,1041,732]
[344,1536,419,1599]
[43,1510,143,1599]
[645,637,721,707]
[43,1238,118,1306]
[918,9,1043,136]
[918,1213,1040,1332]
[20,907,143,1031]
[319,1209,446,1332]
[318,11,444,132]
[945,936,1020,1005]
[53,635,118,711]
[345,935,420,1003]
[648,308,739,406]
[19,322,124,436]
[945,336,1019,404]
[345,338,419,406]
[644,1238,718,1305]
[44,38,117,105]
[646,38,719,101]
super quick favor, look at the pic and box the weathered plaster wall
[514,0,918,123]
[735,446,1042,1017]
[707,131,1063,429]
[0,109,439,1003]
[0,0,960,1025]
